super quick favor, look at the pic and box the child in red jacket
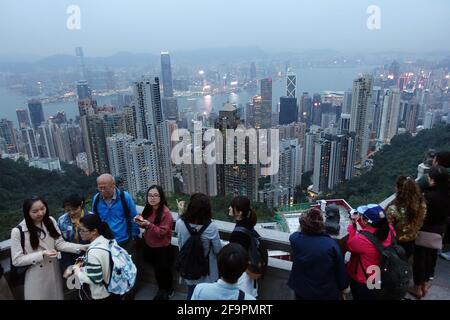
[346,204,396,300]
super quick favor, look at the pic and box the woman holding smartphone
[134,185,174,300]
[10,196,87,300]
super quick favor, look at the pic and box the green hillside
[0,158,98,241]
[330,124,450,207]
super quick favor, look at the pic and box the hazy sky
[1,0,449,58]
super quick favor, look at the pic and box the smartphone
[134,215,144,222]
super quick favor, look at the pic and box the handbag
[415,231,443,250]
[9,225,31,286]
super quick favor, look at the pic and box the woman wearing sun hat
[345,204,396,300]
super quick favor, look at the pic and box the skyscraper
[37,122,57,158]
[249,95,262,128]
[0,119,18,153]
[126,139,159,198]
[215,103,258,201]
[260,78,273,129]
[16,109,31,129]
[77,80,92,100]
[161,51,174,98]
[371,86,384,139]
[300,92,312,124]
[311,94,322,126]
[132,77,163,141]
[312,133,355,194]
[350,74,373,164]
[404,99,420,134]
[379,88,401,144]
[279,97,298,125]
[162,97,179,121]
[21,127,39,159]
[339,114,351,134]
[28,99,45,129]
[75,47,87,80]
[131,77,173,192]
[107,133,134,190]
[271,139,303,189]
[286,71,296,98]
[343,91,353,115]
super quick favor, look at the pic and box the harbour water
[0,66,376,126]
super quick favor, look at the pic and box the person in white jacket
[10,196,87,300]
[73,214,120,300]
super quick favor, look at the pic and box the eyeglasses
[148,194,160,198]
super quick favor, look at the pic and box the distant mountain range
[0,47,449,72]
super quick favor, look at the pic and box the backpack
[175,220,211,280]
[93,189,132,241]
[360,230,412,300]
[234,226,268,280]
[9,225,30,286]
[88,239,137,296]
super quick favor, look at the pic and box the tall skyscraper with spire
[75,47,88,80]
[286,70,296,98]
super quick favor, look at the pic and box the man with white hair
[92,174,139,252]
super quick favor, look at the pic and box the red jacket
[143,206,174,248]
[346,222,396,284]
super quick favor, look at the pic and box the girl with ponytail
[229,196,259,297]
[387,176,427,258]
[72,214,119,300]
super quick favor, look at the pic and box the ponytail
[230,196,257,227]
[99,221,114,240]
[80,214,115,240]
[373,218,390,242]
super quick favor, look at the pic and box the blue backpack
[89,240,137,296]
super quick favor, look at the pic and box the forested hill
[0,159,97,240]
[331,124,450,207]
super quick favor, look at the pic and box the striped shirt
[76,235,111,300]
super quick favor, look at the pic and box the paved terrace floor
[132,256,450,300]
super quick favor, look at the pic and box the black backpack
[9,225,30,286]
[234,226,268,279]
[175,220,211,280]
[93,189,132,241]
[360,230,412,300]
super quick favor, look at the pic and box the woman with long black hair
[10,196,87,300]
[228,196,259,297]
[134,185,174,300]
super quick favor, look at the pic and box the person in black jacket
[228,196,258,297]
[412,165,450,299]
[288,208,348,300]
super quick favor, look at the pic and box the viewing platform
[1,202,449,300]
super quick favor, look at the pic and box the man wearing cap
[345,204,395,300]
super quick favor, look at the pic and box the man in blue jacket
[92,174,140,253]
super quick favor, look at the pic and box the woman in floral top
[386,176,427,259]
